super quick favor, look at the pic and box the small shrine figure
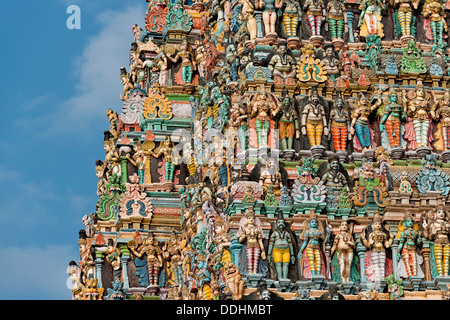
[95,160,107,197]
[166,38,197,84]
[321,155,349,192]
[404,80,432,149]
[349,92,379,151]
[163,232,184,286]
[224,261,245,300]
[379,88,407,149]
[128,235,163,286]
[326,0,348,42]
[358,0,385,38]
[422,203,450,276]
[398,171,412,193]
[127,139,147,184]
[259,157,283,195]
[301,85,329,147]
[103,132,121,178]
[303,0,327,38]
[422,0,448,52]
[78,230,95,283]
[153,45,169,86]
[396,211,424,279]
[149,136,179,183]
[249,85,281,148]
[282,0,302,39]
[329,90,350,152]
[237,207,267,274]
[431,89,450,151]
[268,41,297,82]
[278,90,300,152]
[321,44,344,82]
[298,210,331,278]
[229,103,249,152]
[330,220,356,283]
[267,217,295,280]
[239,0,257,41]
[105,239,122,281]
[360,212,394,281]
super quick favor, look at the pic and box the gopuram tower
[68,0,450,300]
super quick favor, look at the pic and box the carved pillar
[356,235,367,284]
[347,12,354,43]
[392,239,400,280]
[120,244,130,290]
[95,251,104,288]
[421,238,432,281]
[255,11,264,38]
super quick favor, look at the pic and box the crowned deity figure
[422,0,448,52]
[149,136,179,183]
[301,85,329,147]
[431,89,450,151]
[166,38,197,84]
[349,92,379,151]
[278,90,300,152]
[128,235,163,286]
[331,220,356,282]
[379,88,407,149]
[396,211,423,279]
[358,0,385,38]
[329,90,350,152]
[267,217,295,280]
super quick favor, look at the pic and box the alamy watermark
[66,5,81,30]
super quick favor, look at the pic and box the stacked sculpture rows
[68,0,450,300]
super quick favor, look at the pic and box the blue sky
[0,0,147,299]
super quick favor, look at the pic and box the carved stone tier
[143,182,175,192]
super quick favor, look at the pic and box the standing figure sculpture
[166,38,197,84]
[431,89,450,150]
[329,90,350,152]
[163,232,184,286]
[238,208,267,274]
[358,0,385,38]
[422,0,448,52]
[303,0,327,38]
[396,211,423,279]
[422,203,450,276]
[267,217,295,280]
[404,80,432,149]
[129,235,163,286]
[301,85,329,147]
[249,85,281,148]
[278,90,300,152]
[330,220,356,282]
[379,88,407,149]
[326,0,348,42]
[256,0,283,37]
[282,0,302,39]
[361,212,394,281]
[240,0,257,41]
[229,103,249,152]
[298,210,330,278]
[149,137,179,183]
[349,92,379,151]
[393,0,420,39]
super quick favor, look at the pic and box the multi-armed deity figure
[326,0,348,42]
[267,217,295,280]
[422,203,450,276]
[303,0,327,39]
[128,235,163,286]
[278,90,300,152]
[298,210,330,278]
[166,38,196,84]
[431,89,450,151]
[249,85,281,148]
[379,88,407,149]
[238,207,267,274]
[422,0,448,52]
[392,0,420,39]
[404,79,432,149]
[349,92,379,151]
[396,211,423,279]
[361,212,394,281]
[282,0,302,39]
[358,0,385,38]
[329,90,350,152]
[330,220,356,283]
[301,85,329,147]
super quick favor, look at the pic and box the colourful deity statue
[267,217,295,279]
[127,139,147,184]
[422,0,448,52]
[239,0,257,41]
[103,132,121,179]
[163,232,184,286]
[128,235,163,286]
[303,0,327,37]
[105,239,123,281]
[396,211,423,279]
[392,0,420,38]
[278,90,300,151]
[360,212,394,281]
[431,89,450,151]
[326,0,348,42]
[349,92,379,151]
[255,0,283,36]
[329,90,350,152]
[282,0,302,38]
[238,207,267,274]
[358,0,385,38]
[378,88,407,149]
[330,220,356,282]
[249,85,281,148]
[268,41,297,81]
[149,136,179,183]
[166,38,196,84]
[321,155,348,192]
[301,85,329,147]
[259,157,283,195]
[224,261,245,300]
[422,203,450,277]
[404,80,432,149]
[298,210,330,278]
[153,45,169,86]
[229,103,249,152]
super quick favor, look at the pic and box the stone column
[356,235,367,284]
[392,239,400,280]
[120,244,130,290]
[421,238,432,281]
[255,11,264,38]
[95,251,104,288]
[347,12,354,43]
